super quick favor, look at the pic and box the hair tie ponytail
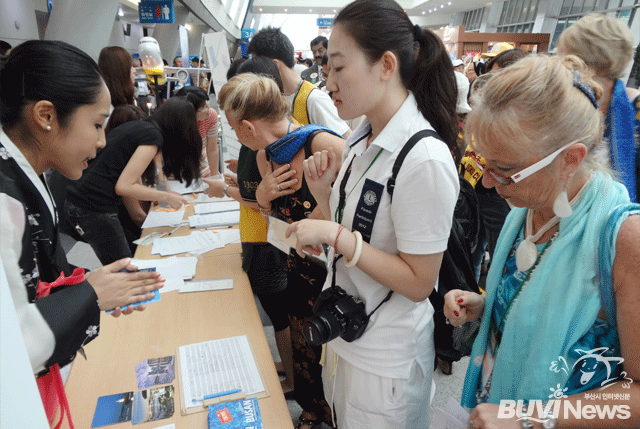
[413,25,422,41]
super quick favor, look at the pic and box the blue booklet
[208,398,262,429]
[105,268,160,314]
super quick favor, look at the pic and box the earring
[553,189,572,218]
[45,125,51,131]
[553,174,574,218]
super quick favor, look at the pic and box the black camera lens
[303,309,344,346]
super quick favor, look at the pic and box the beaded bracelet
[258,204,272,216]
[344,230,363,268]
[333,224,345,250]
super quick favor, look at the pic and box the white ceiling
[251,0,493,20]
[117,0,493,31]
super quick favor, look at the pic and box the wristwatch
[222,184,231,197]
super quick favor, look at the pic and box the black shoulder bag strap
[387,129,441,201]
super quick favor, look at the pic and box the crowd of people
[1,1,639,428]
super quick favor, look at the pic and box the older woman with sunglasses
[444,54,640,428]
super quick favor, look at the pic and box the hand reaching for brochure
[224,159,239,174]
[202,177,226,198]
[303,147,340,199]
[286,219,338,258]
[224,173,238,187]
[163,191,187,210]
[86,258,164,314]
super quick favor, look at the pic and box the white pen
[206,225,233,230]
[167,224,183,236]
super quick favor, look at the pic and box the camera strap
[330,254,393,318]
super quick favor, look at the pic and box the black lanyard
[331,132,393,313]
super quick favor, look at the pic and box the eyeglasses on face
[483,137,587,185]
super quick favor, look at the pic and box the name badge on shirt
[352,178,384,243]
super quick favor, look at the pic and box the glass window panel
[520,0,530,22]
[594,0,609,10]
[620,0,634,6]
[607,0,621,8]
[500,2,508,24]
[550,19,566,49]
[228,0,241,19]
[528,0,538,21]
[513,0,522,22]
[617,8,632,24]
[571,0,584,13]
[561,0,573,15]
[236,0,250,27]
[500,0,511,24]
[506,0,516,24]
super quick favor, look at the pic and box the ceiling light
[448,1,452,4]
[118,9,124,17]
[309,9,312,12]
[185,23,192,31]
[259,7,262,11]
[441,4,444,8]
[284,8,287,12]
[333,9,337,13]
[422,11,425,14]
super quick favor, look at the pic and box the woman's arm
[121,195,147,227]
[468,215,640,429]
[306,133,345,219]
[121,179,148,227]
[303,148,342,220]
[286,219,442,302]
[205,125,220,177]
[114,145,186,209]
[254,150,296,220]
[201,177,260,209]
[153,151,170,191]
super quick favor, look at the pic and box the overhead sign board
[241,28,256,40]
[139,0,175,24]
[317,18,333,27]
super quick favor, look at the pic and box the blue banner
[241,28,256,41]
[317,18,333,27]
[139,0,175,24]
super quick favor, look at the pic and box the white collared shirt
[327,92,459,378]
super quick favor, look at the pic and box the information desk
[63,213,292,428]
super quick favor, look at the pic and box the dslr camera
[303,286,369,346]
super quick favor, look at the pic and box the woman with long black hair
[285,0,460,427]
[65,96,202,265]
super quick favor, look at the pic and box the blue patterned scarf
[461,172,631,407]
[264,124,342,165]
[604,80,637,203]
